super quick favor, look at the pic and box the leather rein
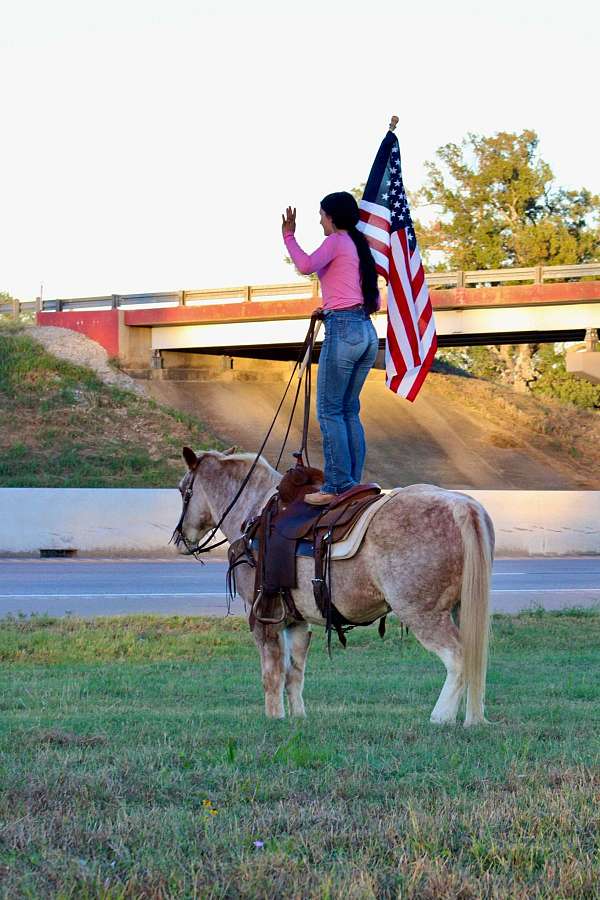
[170,313,322,560]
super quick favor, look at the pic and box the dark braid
[320,191,380,315]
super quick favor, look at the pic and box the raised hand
[281,206,297,237]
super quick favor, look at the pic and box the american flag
[358,130,437,401]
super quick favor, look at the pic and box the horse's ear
[182,446,198,469]
[222,446,238,455]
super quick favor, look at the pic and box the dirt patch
[487,432,522,449]
[33,729,107,747]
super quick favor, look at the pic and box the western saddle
[227,457,386,648]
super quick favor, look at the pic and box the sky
[1,0,598,301]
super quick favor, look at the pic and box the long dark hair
[320,191,380,315]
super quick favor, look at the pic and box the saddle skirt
[321,487,402,559]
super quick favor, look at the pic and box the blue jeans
[316,308,379,494]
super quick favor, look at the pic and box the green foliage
[415,129,600,270]
[0,614,598,897]
[532,345,600,409]
[437,346,506,380]
[438,343,600,409]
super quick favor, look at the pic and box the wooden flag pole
[389,115,399,131]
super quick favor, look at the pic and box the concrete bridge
[36,263,600,376]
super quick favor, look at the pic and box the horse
[176,446,494,726]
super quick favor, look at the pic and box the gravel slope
[28,326,146,396]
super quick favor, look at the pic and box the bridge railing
[6,260,596,315]
[426,262,600,287]
[0,298,39,316]
[39,281,321,312]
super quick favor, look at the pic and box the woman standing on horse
[282,192,380,506]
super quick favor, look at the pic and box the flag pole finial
[388,115,399,132]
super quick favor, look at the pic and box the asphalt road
[0,557,599,618]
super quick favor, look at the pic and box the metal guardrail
[0,298,39,316]
[1,263,597,317]
[40,279,321,312]
[426,262,600,287]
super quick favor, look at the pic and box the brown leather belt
[325,303,364,313]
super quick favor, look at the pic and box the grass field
[0,612,598,899]
[0,324,222,487]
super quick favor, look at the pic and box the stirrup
[251,590,287,626]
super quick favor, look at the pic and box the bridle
[171,462,229,560]
[170,312,323,561]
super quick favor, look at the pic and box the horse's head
[173,445,238,552]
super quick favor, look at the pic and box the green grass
[0,613,598,898]
[0,327,223,487]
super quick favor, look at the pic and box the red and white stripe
[358,200,437,402]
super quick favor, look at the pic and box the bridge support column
[584,328,599,351]
[117,311,152,368]
[566,328,600,384]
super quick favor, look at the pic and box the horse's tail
[454,499,494,725]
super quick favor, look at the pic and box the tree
[414,129,600,271]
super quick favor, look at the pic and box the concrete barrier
[469,491,600,556]
[0,489,183,556]
[0,488,598,556]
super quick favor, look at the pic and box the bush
[436,343,600,409]
[435,346,505,380]
[532,345,600,409]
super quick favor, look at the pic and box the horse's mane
[221,451,279,478]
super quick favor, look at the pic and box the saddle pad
[329,488,403,560]
[248,489,403,563]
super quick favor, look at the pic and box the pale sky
[1,0,598,301]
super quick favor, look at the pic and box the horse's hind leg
[283,622,312,717]
[408,613,465,725]
[253,624,286,719]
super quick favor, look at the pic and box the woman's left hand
[281,206,296,237]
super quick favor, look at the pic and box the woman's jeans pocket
[338,318,363,345]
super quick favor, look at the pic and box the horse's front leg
[253,624,286,719]
[283,622,311,717]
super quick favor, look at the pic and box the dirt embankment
[16,325,600,489]
[146,369,600,490]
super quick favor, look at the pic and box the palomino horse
[177,447,494,726]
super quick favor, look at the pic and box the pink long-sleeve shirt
[283,231,364,310]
